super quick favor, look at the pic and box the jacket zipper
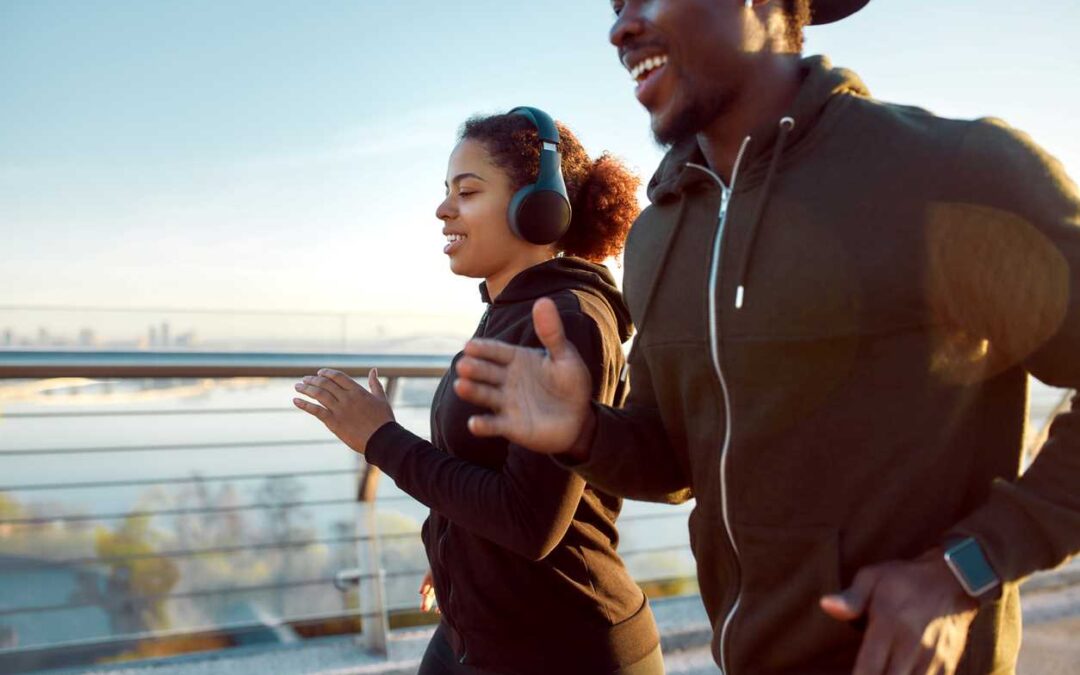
[687,136,751,675]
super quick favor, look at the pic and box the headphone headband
[504,106,572,246]
[509,106,561,145]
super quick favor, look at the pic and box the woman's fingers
[294,381,340,407]
[317,368,361,392]
[368,368,388,401]
[455,355,507,386]
[419,570,436,613]
[293,397,331,421]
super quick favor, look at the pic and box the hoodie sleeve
[364,310,600,561]
[559,343,693,504]
[937,117,1080,583]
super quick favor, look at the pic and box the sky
[2,0,1079,338]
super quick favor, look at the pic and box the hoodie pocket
[728,523,861,674]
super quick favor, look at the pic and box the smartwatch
[943,537,1000,600]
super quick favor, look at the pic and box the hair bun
[560,152,640,263]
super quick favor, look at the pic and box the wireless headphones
[507,106,572,245]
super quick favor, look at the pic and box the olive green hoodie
[571,56,1080,674]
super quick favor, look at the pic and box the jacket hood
[646,55,869,204]
[480,257,633,343]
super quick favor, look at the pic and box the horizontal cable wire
[620,543,692,557]
[0,438,342,457]
[2,489,418,525]
[1,404,429,419]
[0,531,423,571]
[0,567,429,618]
[0,606,394,657]
[1,497,363,526]
[617,511,690,523]
[0,468,363,493]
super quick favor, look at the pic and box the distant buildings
[0,323,196,350]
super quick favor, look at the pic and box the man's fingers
[368,368,388,401]
[467,413,511,438]
[293,397,331,421]
[455,355,507,386]
[852,618,894,675]
[821,566,879,621]
[532,297,571,361]
[453,378,504,411]
[884,643,923,675]
[462,337,521,365]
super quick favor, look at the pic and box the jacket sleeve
[559,341,693,504]
[363,310,600,561]
[939,117,1080,583]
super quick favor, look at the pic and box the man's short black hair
[783,0,812,52]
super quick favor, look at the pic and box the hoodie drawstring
[734,116,795,309]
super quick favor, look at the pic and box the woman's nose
[435,195,454,221]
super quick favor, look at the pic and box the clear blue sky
[2,0,1078,325]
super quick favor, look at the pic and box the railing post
[353,375,398,655]
[355,500,389,654]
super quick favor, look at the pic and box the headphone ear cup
[509,187,571,245]
[507,185,533,241]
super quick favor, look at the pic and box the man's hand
[820,550,979,675]
[292,368,394,454]
[453,297,593,457]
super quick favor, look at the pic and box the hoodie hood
[479,257,634,343]
[646,55,870,204]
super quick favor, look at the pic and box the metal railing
[0,350,697,673]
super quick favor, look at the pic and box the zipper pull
[719,186,732,222]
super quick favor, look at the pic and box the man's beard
[652,81,737,147]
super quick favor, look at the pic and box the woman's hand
[292,368,394,455]
[419,569,439,613]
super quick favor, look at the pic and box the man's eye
[611,1,624,16]
[458,190,475,197]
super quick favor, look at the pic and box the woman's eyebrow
[445,172,487,188]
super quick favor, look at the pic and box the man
[452,0,1080,673]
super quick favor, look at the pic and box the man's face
[610,0,756,145]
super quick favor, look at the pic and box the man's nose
[609,6,644,49]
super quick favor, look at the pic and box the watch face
[946,539,999,596]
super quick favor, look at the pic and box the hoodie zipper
[687,135,751,675]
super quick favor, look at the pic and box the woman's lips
[444,237,466,255]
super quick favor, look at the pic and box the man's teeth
[446,234,467,242]
[630,55,668,82]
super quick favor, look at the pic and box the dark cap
[810,0,871,25]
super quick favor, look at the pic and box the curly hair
[459,113,640,263]
[783,0,811,51]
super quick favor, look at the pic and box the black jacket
[570,56,1080,674]
[366,257,659,674]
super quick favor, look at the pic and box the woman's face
[436,139,541,284]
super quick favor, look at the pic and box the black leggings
[417,623,666,675]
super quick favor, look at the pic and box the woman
[293,109,663,675]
